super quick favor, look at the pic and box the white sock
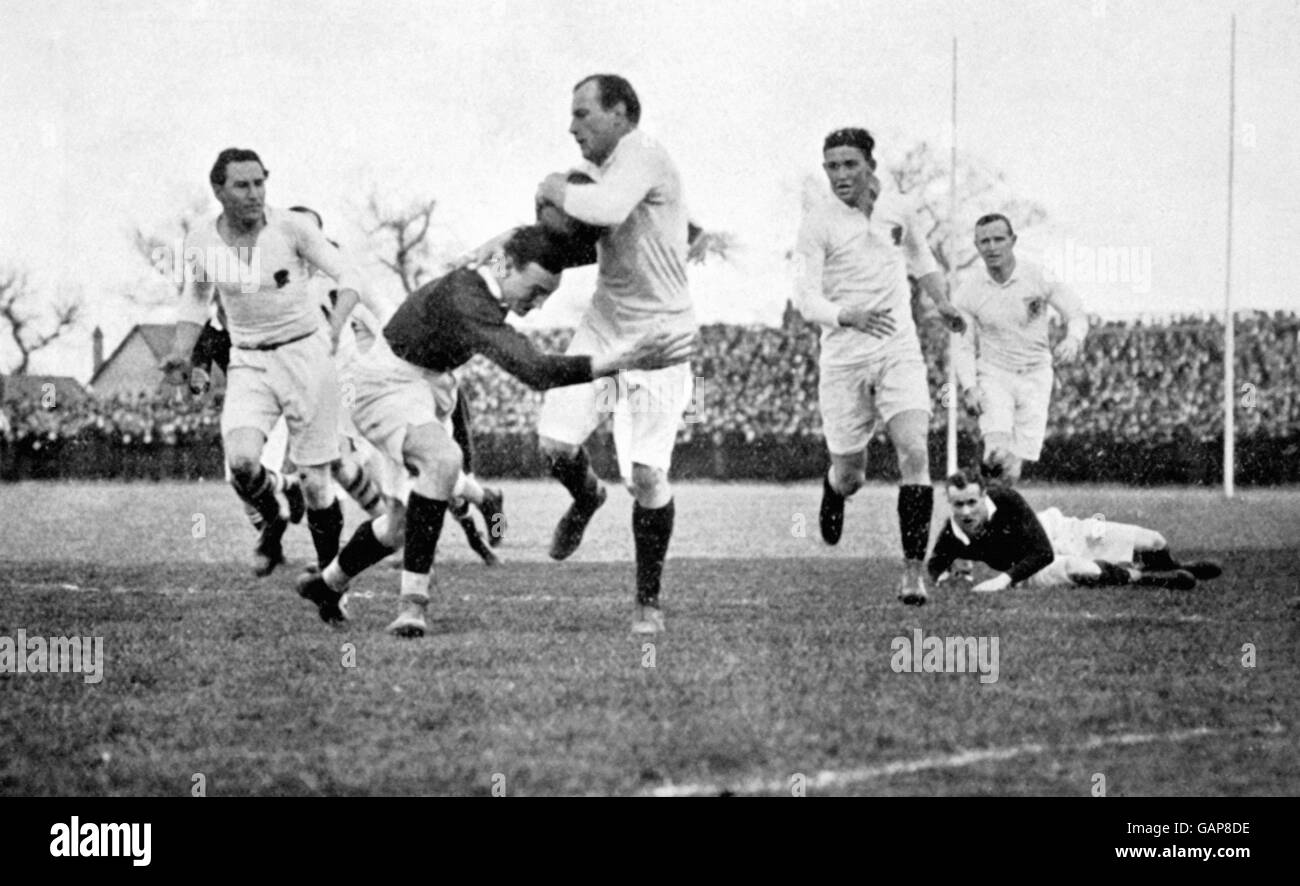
[322,560,348,592]
[400,571,430,602]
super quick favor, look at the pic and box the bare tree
[0,267,82,375]
[361,191,445,296]
[128,196,211,306]
[886,141,1047,276]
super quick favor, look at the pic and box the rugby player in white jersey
[161,148,363,578]
[532,74,696,636]
[952,213,1088,485]
[795,127,966,606]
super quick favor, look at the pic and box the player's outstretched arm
[160,321,205,384]
[592,330,696,377]
[916,271,966,333]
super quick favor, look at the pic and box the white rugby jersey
[563,128,696,343]
[177,207,363,349]
[951,258,1087,385]
[794,187,938,368]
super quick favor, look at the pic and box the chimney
[92,326,104,375]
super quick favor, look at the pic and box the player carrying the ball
[531,73,698,636]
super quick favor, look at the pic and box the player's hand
[159,352,192,386]
[1053,335,1082,364]
[961,386,984,418]
[973,572,1012,593]
[608,330,696,373]
[838,306,896,339]
[937,302,967,334]
[188,366,211,395]
[536,173,568,210]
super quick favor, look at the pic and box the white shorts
[537,320,694,481]
[261,417,289,471]
[1035,507,1157,564]
[818,349,931,456]
[977,363,1054,461]
[345,338,458,495]
[221,327,340,467]
[1021,554,1104,590]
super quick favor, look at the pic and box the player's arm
[544,148,655,228]
[926,525,966,583]
[160,252,215,382]
[899,203,964,333]
[793,218,896,337]
[1047,280,1088,363]
[292,215,365,344]
[976,495,1056,591]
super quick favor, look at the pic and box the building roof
[90,323,177,387]
[0,373,88,405]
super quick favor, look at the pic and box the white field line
[643,723,1287,797]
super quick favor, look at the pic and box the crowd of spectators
[3,311,1298,453]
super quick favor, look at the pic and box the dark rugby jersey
[384,267,594,390]
[927,486,1055,585]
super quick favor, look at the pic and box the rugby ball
[536,171,605,246]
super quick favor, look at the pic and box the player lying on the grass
[296,224,695,637]
[162,148,363,579]
[952,213,1088,485]
[795,127,966,606]
[927,469,1223,592]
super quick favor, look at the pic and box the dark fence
[4,431,1297,485]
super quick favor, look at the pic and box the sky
[2,0,1297,380]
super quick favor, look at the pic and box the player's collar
[950,495,997,545]
[476,265,505,303]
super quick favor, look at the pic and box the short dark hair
[946,468,984,492]
[504,225,566,275]
[974,213,1015,238]
[575,74,641,125]
[823,128,876,168]
[210,148,267,188]
[288,205,323,229]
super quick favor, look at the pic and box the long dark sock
[339,460,383,516]
[898,485,934,563]
[1096,560,1133,585]
[307,498,344,569]
[231,465,281,525]
[337,520,398,579]
[403,492,448,577]
[1137,547,1178,571]
[548,447,599,504]
[633,499,675,606]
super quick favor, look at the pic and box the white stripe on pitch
[643,723,1286,797]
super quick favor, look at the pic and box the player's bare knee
[300,465,334,508]
[897,446,930,484]
[631,464,670,507]
[836,470,866,496]
[375,506,405,547]
[540,436,579,462]
[227,455,261,487]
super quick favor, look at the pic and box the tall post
[1224,15,1237,497]
[946,35,960,476]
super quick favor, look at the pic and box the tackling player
[795,127,966,606]
[952,213,1088,485]
[295,224,693,637]
[162,149,362,577]
[928,469,1223,591]
[531,73,696,635]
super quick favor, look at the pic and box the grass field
[1,479,1297,796]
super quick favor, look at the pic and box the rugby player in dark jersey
[297,224,694,636]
